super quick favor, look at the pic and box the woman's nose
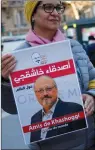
[51,8,59,15]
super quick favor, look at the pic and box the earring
[32,18,35,23]
[32,18,35,29]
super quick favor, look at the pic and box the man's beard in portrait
[41,95,55,107]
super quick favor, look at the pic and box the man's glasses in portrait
[35,85,56,94]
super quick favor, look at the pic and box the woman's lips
[50,19,59,21]
[49,19,59,23]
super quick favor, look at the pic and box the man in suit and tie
[30,75,86,143]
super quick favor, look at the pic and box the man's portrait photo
[30,75,86,143]
[32,52,41,65]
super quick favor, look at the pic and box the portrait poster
[9,40,87,145]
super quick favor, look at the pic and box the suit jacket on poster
[30,99,86,142]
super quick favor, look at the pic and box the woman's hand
[1,54,16,79]
[82,94,95,116]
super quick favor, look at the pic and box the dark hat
[88,35,95,41]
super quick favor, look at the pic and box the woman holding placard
[1,0,95,150]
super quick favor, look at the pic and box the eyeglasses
[38,3,65,14]
[35,85,56,94]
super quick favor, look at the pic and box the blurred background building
[1,0,30,36]
[63,1,95,45]
[1,0,95,44]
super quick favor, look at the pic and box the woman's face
[33,0,64,31]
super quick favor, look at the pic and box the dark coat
[30,99,86,143]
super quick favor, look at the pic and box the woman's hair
[31,1,42,29]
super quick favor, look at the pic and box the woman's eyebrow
[42,2,61,5]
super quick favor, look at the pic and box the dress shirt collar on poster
[41,98,59,139]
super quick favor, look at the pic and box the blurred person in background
[86,35,95,67]
[1,44,4,52]
[1,0,95,150]
[88,35,95,44]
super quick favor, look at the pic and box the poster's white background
[12,40,73,70]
